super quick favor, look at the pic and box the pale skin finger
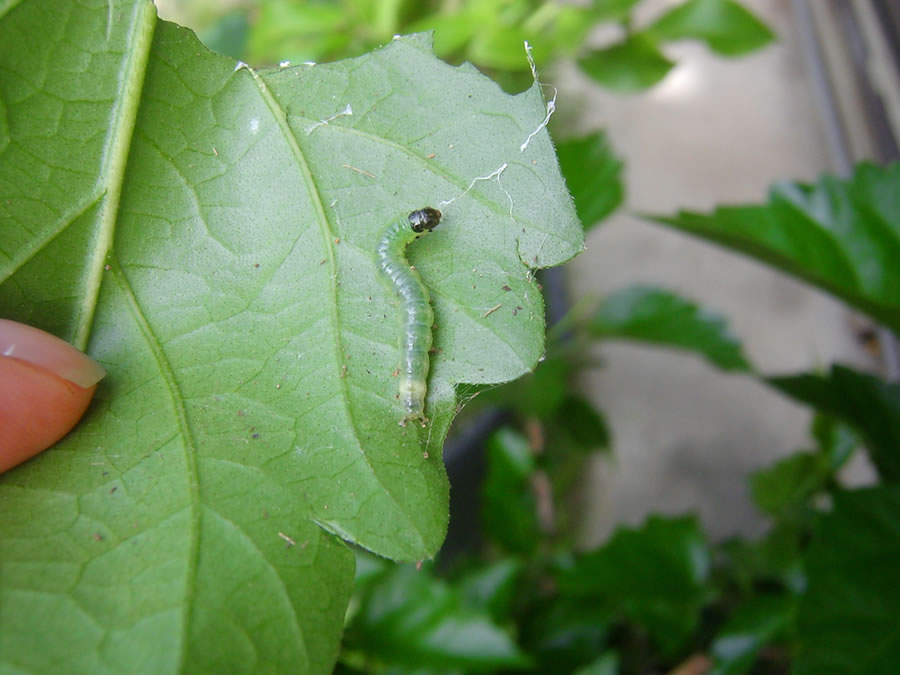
[0,320,106,474]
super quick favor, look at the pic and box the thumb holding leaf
[0,319,106,473]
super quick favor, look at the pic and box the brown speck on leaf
[93,533,103,542]
[254,263,260,268]
[416,560,424,570]
[482,303,502,318]
[502,285,512,291]
[320,259,326,264]
[104,264,111,271]
[392,368,400,377]
[110,486,118,494]
[426,153,436,159]
[237,409,245,416]
[340,365,348,378]
[335,238,340,244]
[537,284,543,291]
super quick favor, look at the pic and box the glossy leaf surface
[649,164,900,333]
[767,366,900,482]
[343,562,532,671]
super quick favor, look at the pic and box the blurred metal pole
[791,0,900,380]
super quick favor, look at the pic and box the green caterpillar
[375,207,442,427]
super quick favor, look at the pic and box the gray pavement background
[560,0,879,545]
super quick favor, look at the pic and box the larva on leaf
[376,207,442,427]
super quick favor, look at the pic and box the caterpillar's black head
[408,207,442,233]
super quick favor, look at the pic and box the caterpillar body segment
[375,208,442,427]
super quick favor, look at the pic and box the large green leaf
[647,0,774,56]
[557,515,710,655]
[647,163,900,333]
[590,285,751,371]
[767,366,900,483]
[794,486,900,674]
[0,0,580,671]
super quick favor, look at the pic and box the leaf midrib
[75,0,156,351]
[244,64,431,553]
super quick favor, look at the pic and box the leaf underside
[0,0,581,671]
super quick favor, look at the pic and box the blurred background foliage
[156,1,899,672]
[160,0,773,92]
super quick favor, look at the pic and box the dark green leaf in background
[557,515,711,655]
[720,523,806,595]
[767,365,900,482]
[578,33,675,93]
[522,594,615,674]
[482,353,572,419]
[555,395,611,453]
[481,427,540,554]
[794,486,900,674]
[811,414,859,471]
[647,0,774,56]
[750,452,827,517]
[0,0,580,671]
[556,131,625,230]
[591,285,752,371]
[709,595,793,675]
[457,557,524,622]
[344,563,532,671]
[648,163,900,333]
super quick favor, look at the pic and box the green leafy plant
[337,160,900,673]
[6,0,896,673]
[0,0,579,671]
[184,0,773,93]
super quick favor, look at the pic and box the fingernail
[0,319,106,388]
